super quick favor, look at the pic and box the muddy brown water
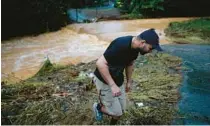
[1,18,192,82]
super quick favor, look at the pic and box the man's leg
[92,76,104,121]
[93,102,120,124]
[99,103,120,125]
[92,75,123,123]
[109,85,126,125]
[100,89,123,125]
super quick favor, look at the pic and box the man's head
[132,28,163,55]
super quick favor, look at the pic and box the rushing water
[1,18,191,82]
[162,44,210,125]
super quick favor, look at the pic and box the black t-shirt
[94,36,139,87]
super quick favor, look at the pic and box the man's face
[138,42,153,55]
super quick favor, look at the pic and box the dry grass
[1,52,182,125]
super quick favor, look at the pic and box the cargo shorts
[93,75,126,116]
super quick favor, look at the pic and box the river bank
[1,52,182,125]
[165,17,210,44]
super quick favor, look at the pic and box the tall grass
[165,18,210,44]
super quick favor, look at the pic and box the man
[92,28,162,124]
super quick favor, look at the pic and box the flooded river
[1,18,191,82]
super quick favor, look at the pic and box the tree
[115,0,164,16]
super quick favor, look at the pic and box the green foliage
[115,0,164,16]
[165,18,210,44]
[140,0,164,11]
[2,0,72,40]
[35,57,53,76]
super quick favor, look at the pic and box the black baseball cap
[137,28,163,51]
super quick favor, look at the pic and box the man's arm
[96,55,121,96]
[125,60,134,92]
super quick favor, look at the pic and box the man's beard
[139,48,148,55]
[136,47,148,55]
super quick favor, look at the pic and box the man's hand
[110,84,121,97]
[126,82,131,92]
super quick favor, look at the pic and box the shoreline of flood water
[1,18,192,83]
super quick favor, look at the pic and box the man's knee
[101,105,123,118]
[110,109,123,118]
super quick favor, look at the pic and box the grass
[165,17,210,44]
[1,52,183,125]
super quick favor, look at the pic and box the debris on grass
[1,52,182,125]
